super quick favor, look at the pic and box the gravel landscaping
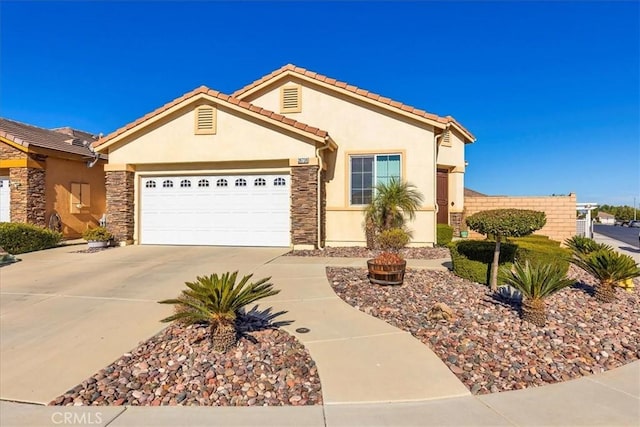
[286,246,450,259]
[328,265,640,395]
[51,319,322,406]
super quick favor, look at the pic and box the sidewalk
[593,232,640,263]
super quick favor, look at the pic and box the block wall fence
[463,193,577,244]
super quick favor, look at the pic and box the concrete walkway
[1,243,639,426]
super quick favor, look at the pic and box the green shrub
[449,240,517,285]
[511,236,571,276]
[0,222,63,254]
[376,228,410,251]
[449,236,570,285]
[436,224,453,246]
[82,226,113,242]
[465,209,547,291]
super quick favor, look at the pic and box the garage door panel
[140,175,290,246]
[0,178,10,222]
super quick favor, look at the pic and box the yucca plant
[570,249,640,303]
[158,272,280,352]
[564,235,612,255]
[500,261,574,327]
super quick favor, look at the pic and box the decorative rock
[328,265,639,395]
[426,302,455,322]
[49,324,322,407]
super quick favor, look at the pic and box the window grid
[274,177,286,186]
[235,178,247,187]
[145,181,156,188]
[254,178,266,187]
[216,179,228,187]
[180,179,191,188]
[162,180,174,188]
[350,154,401,205]
[198,179,210,188]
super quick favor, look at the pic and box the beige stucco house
[94,64,475,248]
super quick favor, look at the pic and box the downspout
[85,135,102,168]
[316,140,331,249]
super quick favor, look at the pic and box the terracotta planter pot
[367,259,406,285]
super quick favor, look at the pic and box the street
[593,224,640,248]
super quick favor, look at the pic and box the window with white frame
[350,154,401,205]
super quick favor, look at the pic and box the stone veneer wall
[9,167,46,227]
[1,142,26,160]
[450,212,463,237]
[291,165,319,247]
[464,193,577,244]
[106,171,135,243]
[320,170,326,247]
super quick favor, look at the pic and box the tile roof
[94,86,329,148]
[0,117,98,158]
[232,64,475,141]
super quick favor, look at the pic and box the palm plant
[570,249,640,303]
[364,178,424,247]
[564,235,612,255]
[158,272,280,352]
[500,261,574,327]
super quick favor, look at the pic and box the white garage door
[0,177,9,222]
[140,174,290,246]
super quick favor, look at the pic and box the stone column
[106,170,135,243]
[9,167,46,227]
[291,165,319,248]
[450,212,463,237]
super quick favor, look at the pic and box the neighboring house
[0,118,107,238]
[94,64,475,248]
[597,211,615,225]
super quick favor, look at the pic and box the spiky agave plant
[500,261,574,327]
[571,249,640,303]
[158,272,279,352]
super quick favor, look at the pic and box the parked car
[628,220,640,228]
[614,219,626,226]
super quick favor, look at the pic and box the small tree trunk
[365,219,376,249]
[490,235,502,291]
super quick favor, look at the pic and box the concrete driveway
[0,244,288,404]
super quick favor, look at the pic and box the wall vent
[195,105,216,134]
[281,85,301,113]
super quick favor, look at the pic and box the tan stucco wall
[106,103,317,165]
[45,157,107,238]
[244,77,456,246]
[464,193,577,244]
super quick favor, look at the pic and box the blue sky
[1,1,638,206]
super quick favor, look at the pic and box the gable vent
[441,129,451,146]
[195,105,216,134]
[281,85,301,113]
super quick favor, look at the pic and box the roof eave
[235,69,457,132]
[94,91,329,153]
